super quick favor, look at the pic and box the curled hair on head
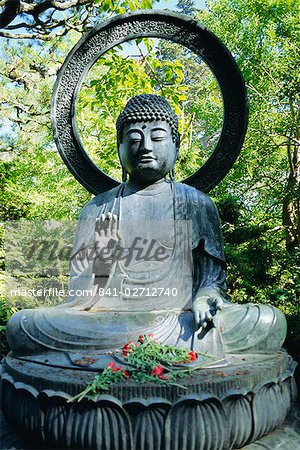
[116,94,180,146]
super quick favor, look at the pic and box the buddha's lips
[138,155,157,162]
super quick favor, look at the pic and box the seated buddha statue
[7,94,287,362]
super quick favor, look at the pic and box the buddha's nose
[141,135,153,152]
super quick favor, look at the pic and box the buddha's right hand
[192,287,224,330]
[94,212,123,276]
[94,213,124,265]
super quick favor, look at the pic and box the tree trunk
[283,139,300,253]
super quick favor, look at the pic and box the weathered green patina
[6,94,287,362]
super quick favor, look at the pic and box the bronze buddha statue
[7,94,287,363]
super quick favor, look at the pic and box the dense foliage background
[0,0,299,355]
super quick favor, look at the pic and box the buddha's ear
[117,140,123,160]
[122,167,127,182]
[175,132,181,159]
[117,138,121,152]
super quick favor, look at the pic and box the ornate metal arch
[51,10,248,194]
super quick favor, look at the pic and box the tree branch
[20,0,92,15]
[0,0,20,28]
[0,29,52,39]
[0,0,99,39]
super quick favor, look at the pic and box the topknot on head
[116,94,179,144]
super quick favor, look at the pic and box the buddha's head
[116,94,180,183]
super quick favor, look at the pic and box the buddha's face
[118,120,179,183]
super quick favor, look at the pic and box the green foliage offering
[70,334,218,402]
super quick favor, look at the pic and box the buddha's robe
[6,181,286,357]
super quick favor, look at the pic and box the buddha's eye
[128,132,142,143]
[151,130,167,141]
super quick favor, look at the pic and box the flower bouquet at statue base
[70,333,226,402]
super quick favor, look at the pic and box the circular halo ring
[51,10,248,194]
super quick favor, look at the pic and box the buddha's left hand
[192,287,224,330]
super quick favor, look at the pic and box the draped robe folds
[67,181,227,311]
[6,182,287,357]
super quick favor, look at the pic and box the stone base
[0,351,298,450]
[1,402,300,450]
[242,401,300,449]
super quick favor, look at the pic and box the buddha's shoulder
[174,182,216,208]
[79,186,121,217]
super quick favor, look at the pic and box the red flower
[123,341,135,356]
[150,365,164,377]
[123,341,133,351]
[107,362,123,372]
[123,351,129,357]
[188,351,197,361]
[138,333,154,343]
[123,370,130,379]
[107,362,116,369]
